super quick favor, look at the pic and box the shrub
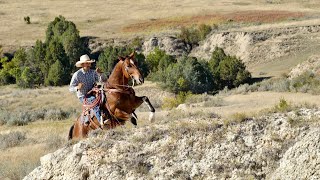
[1,16,85,87]
[0,56,15,85]
[129,36,143,51]
[146,47,174,72]
[178,24,213,46]
[45,135,64,150]
[208,47,251,89]
[45,15,87,70]
[147,47,176,81]
[273,98,291,112]
[0,131,26,149]
[23,16,30,24]
[0,108,72,126]
[46,60,69,86]
[161,91,192,109]
[162,56,214,93]
[98,46,131,76]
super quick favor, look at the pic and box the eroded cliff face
[24,108,320,180]
[189,25,320,64]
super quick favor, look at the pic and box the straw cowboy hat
[75,54,95,67]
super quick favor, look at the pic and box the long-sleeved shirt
[69,68,99,99]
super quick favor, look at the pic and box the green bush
[129,36,143,51]
[0,56,15,85]
[45,15,87,70]
[0,16,85,87]
[98,46,131,76]
[46,60,69,86]
[162,91,192,109]
[147,47,176,81]
[273,98,292,112]
[146,47,171,72]
[208,47,251,89]
[178,24,213,45]
[161,56,214,93]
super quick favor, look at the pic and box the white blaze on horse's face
[124,58,144,85]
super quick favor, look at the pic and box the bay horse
[68,52,155,140]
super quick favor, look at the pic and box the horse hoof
[131,118,137,126]
[149,112,155,123]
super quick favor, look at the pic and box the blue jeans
[79,95,101,123]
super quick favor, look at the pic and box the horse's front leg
[138,96,155,122]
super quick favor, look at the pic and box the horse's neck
[107,63,129,88]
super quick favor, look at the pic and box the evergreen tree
[208,47,251,89]
[163,56,213,93]
[46,60,68,86]
[44,38,69,83]
[97,46,132,76]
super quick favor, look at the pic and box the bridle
[105,59,140,92]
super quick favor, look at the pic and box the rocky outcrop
[270,129,320,179]
[142,36,191,56]
[190,25,320,64]
[288,55,320,79]
[24,108,320,179]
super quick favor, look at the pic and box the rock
[270,129,320,179]
[142,36,191,56]
[288,55,320,79]
[24,108,320,179]
[190,25,320,64]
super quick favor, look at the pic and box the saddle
[81,86,110,127]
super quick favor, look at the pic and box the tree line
[0,16,251,94]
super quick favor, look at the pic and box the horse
[68,52,155,140]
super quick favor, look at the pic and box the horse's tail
[68,124,74,140]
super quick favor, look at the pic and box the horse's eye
[127,64,132,68]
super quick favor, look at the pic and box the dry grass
[122,10,305,33]
[0,0,319,51]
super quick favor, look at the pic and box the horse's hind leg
[141,96,155,122]
[68,124,74,140]
[114,108,132,121]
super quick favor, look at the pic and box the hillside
[24,105,320,179]
[1,0,320,52]
[2,0,320,179]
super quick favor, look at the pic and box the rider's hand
[77,83,83,90]
[96,67,102,74]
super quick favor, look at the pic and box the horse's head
[119,52,144,85]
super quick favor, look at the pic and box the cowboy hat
[75,54,95,67]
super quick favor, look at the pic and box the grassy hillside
[1,0,320,50]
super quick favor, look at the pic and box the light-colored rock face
[270,129,320,180]
[288,55,320,79]
[24,108,320,179]
[190,25,320,64]
[142,36,191,57]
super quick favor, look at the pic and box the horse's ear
[118,56,124,61]
[129,52,135,59]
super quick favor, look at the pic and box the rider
[69,54,104,126]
